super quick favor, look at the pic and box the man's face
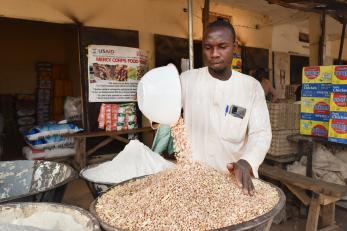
[203,27,234,73]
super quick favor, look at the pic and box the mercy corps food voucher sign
[87,45,148,102]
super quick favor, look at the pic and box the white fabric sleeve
[240,82,272,178]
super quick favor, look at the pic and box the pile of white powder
[82,140,175,184]
[0,211,84,231]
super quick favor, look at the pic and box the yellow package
[300,119,329,137]
[328,112,347,144]
[332,65,347,93]
[301,97,330,115]
[231,58,242,72]
[332,65,347,84]
[330,92,347,112]
[302,66,332,84]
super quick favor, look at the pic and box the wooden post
[320,203,336,228]
[309,13,321,66]
[318,11,326,66]
[306,194,321,231]
[202,0,210,34]
[338,21,346,64]
[202,0,209,67]
[188,0,194,69]
[74,137,86,170]
[306,142,314,178]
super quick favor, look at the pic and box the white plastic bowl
[137,64,181,125]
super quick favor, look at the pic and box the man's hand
[227,159,255,196]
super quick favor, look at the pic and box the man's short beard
[209,66,228,74]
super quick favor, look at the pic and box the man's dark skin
[202,25,255,196]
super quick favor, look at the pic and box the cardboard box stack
[231,45,242,72]
[328,66,347,144]
[300,66,332,138]
[51,64,73,121]
[16,94,36,133]
[36,63,52,125]
[36,63,73,124]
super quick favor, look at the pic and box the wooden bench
[259,163,347,231]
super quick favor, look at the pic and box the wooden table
[274,134,347,231]
[65,127,153,170]
[260,164,347,231]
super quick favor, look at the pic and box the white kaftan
[180,67,271,177]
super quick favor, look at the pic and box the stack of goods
[300,66,332,138]
[98,103,137,132]
[329,66,347,144]
[36,63,52,125]
[231,45,242,72]
[15,95,36,133]
[22,122,82,160]
[95,118,280,231]
[267,102,300,156]
[52,64,73,121]
[64,97,82,122]
[0,95,16,158]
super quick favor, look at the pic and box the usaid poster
[88,45,148,102]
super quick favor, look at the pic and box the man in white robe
[181,20,272,195]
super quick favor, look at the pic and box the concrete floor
[62,179,347,231]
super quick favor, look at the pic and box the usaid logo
[91,48,98,55]
[92,48,115,55]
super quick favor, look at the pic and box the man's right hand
[227,160,255,196]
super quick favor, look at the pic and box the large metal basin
[0,160,77,203]
[90,177,286,231]
[0,202,100,231]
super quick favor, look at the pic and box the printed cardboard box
[330,92,347,112]
[300,119,329,137]
[332,65,347,93]
[301,97,330,115]
[328,111,347,144]
[302,66,332,84]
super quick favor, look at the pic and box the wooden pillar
[202,0,210,34]
[139,31,155,147]
[338,21,346,64]
[318,11,326,65]
[309,13,321,66]
[320,203,336,228]
[306,194,321,231]
[188,0,194,69]
[74,137,86,170]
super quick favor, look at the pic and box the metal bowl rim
[0,202,101,230]
[0,160,78,203]
[80,163,153,186]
